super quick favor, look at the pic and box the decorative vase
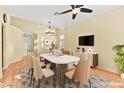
[120,73,124,79]
[87,47,93,53]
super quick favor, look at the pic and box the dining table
[40,53,80,87]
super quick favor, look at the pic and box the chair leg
[64,75,66,88]
[89,79,91,88]
[53,75,56,88]
[33,78,35,88]
[30,68,33,87]
[37,79,41,88]
[64,76,65,88]
[65,77,70,88]
[76,82,80,88]
[28,69,30,77]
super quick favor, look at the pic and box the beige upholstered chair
[23,55,33,76]
[67,51,82,70]
[72,51,82,68]
[65,53,92,87]
[32,55,55,87]
[37,47,52,68]
[61,49,72,71]
[61,49,70,55]
[38,47,50,54]
[27,55,33,75]
[23,54,34,86]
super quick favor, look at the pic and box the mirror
[44,37,53,46]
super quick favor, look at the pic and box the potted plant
[112,44,124,79]
[51,42,55,50]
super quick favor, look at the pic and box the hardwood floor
[0,60,124,88]
[91,68,124,88]
[0,59,28,88]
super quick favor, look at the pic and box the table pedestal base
[56,64,67,88]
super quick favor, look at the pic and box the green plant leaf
[113,44,124,72]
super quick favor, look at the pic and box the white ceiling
[3,5,120,28]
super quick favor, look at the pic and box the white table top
[40,53,80,64]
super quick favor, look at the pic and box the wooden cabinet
[91,53,98,68]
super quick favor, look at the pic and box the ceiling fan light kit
[72,8,80,14]
[54,5,93,20]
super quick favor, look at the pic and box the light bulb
[51,30,54,33]
[72,8,80,14]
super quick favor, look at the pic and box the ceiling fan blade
[80,8,93,13]
[75,5,83,8]
[72,13,77,20]
[59,9,72,14]
[70,5,75,9]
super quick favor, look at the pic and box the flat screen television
[79,35,94,46]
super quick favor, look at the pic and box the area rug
[21,68,110,88]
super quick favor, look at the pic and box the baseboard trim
[97,66,120,75]
[3,65,9,71]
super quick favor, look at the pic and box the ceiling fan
[54,5,93,20]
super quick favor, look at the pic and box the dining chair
[23,54,33,86]
[38,47,50,54]
[64,53,92,88]
[72,51,82,67]
[32,55,55,88]
[61,49,71,72]
[61,49,70,55]
[67,50,82,70]
[26,55,33,76]
[38,47,52,69]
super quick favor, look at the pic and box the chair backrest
[73,53,91,86]
[72,51,82,57]
[24,55,33,69]
[32,55,43,81]
[38,47,49,54]
[61,49,70,55]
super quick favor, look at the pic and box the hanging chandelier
[45,21,55,35]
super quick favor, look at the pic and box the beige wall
[11,16,62,52]
[3,25,27,69]
[0,6,27,71]
[0,6,11,78]
[11,16,60,35]
[65,6,124,73]
[57,28,66,48]
[11,16,43,34]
